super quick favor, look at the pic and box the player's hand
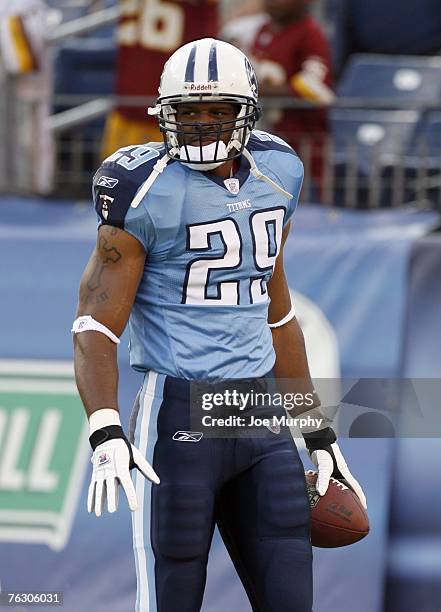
[304,427,367,509]
[88,427,160,517]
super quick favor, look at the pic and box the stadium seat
[335,57,441,208]
[346,0,441,55]
[337,54,441,106]
[331,109,420,162]
[53,39,116,196]
[54,39,116,100]
[414,112,441,157]
[401,112,441,209]
[330,109,421,207]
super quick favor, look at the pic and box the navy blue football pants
[129,371,313,612]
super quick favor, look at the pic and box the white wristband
[268,304,296,329]
[89,408,121,435]
[72,315,120,344]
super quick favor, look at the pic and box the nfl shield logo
[224,178,240,195]
[98,453,110,466]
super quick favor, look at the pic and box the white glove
[88,438,160,517]
[303,423,367,509]
[87,409,159,517]
[87,438,159,516]
[310,441,367,509]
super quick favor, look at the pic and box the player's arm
[289,26,335,104]
[268,222,313,385]
[267,223,366,508]
[258,25,334,103]
[259,57,334,102]
[73,225,159,518]
[74,225,144,415]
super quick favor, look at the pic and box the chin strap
[241,148,293,199]
[130,152,172,209]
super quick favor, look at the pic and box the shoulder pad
[248,130,297,155]
[93,143,165,227]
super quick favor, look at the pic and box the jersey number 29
[182,208,285,305]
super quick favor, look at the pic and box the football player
[73,38,366,612]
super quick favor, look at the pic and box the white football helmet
[149,38,261,170]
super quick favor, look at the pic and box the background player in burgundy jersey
[250,0,334,194]
[102,0,218,158]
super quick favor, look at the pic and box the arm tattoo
[98,234,122,265]
[86,264,105,293]
[81,230,123,304]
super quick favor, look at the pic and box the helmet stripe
[208,41,218,82]
[184,43,197,82]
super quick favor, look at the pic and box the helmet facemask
[154,95,261,170]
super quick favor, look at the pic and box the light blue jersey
[93,130,303,380]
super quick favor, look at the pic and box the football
[305,471,369,548]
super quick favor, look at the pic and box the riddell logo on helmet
[184,82,218,92]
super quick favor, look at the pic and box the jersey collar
[201,154,251,193]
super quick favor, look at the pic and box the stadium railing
[3,89,440,210]
[44,94,441,210]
